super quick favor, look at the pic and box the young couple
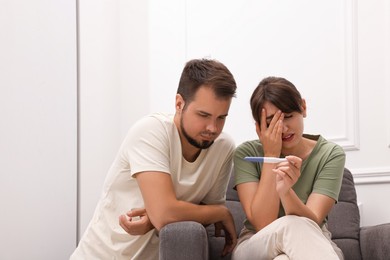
[70,59,345,260]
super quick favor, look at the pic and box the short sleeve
[312,144,346,202]
[121,115,172,176]
[233,140,263,188]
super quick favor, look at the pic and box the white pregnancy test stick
[244,156,287,163]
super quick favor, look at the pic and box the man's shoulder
[140,113,174,124]
[214,132,235,148]
[122,113,176,147]
[130,113,174,131]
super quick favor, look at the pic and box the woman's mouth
[282,134,294,142]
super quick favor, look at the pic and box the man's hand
[215,211,237,257]
[214,221,224,237]
[119,208,154,235]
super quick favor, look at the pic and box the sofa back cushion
[327,168,362,260]
[327,168,360,238]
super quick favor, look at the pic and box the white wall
[0,0,77,259]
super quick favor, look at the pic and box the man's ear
[301,98,307,117]
[175,94,185,112]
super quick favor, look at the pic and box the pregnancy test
[244,157,287,163]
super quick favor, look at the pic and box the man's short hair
[177,59,237,106]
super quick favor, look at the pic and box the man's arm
[119,171,237,256]
[134,171,235,231]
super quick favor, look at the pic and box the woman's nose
[282,122,288,133]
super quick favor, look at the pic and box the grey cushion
[327,169,362,260]
[328,168,360,240]
[360,223,390,260]
[159,221,208,260]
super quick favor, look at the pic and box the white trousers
[232,215,344,260]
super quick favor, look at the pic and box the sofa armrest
[159,221,208,260]
[360,223,390,260]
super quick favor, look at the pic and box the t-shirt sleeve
[312,144,346,202]
[233,141,262,188]
[121,116,171,176]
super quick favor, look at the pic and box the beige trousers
[232,215,344,260]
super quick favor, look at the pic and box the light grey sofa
[159,169,390,260]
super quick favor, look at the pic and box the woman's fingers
[285,155,302,169]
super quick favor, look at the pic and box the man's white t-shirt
[70,113,235,260]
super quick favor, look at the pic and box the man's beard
[180,116,214,149]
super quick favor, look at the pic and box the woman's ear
[301,98,307,117]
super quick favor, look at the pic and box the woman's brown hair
[250,76,303,124]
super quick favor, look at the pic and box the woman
[232,76,345,260]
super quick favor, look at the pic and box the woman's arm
[280,189,335,225]
[236,109,285,231]
[236,167,280,231]
[274,156,336,226]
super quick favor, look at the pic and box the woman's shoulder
[305,134,344,153]
[317,135,345,155]
[305,135,345,168]
[234,139,263,160]
[236,139,261,152]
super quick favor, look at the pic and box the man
[70,59,238,259]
